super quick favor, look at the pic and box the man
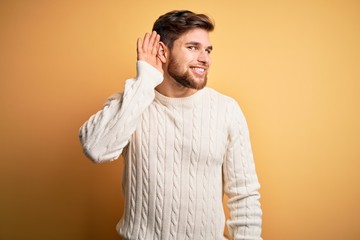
[79,10,262,240]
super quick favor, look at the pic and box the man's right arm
[79,32,163,163]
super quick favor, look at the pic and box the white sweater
[79,61,262,240]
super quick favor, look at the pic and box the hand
[137,31,164,74]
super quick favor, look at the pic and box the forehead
[174,28,212,47]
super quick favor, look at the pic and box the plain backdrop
[1,0,359,239]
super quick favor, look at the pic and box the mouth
[190,66,207,76]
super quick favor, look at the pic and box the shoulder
[203,87,247,128]
[203,87,240,110]
[204,88,250,129]
[203,87,234,102]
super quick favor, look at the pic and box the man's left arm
[223,100,262,240]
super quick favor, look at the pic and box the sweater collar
[154,87,207,106]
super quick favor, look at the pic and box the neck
[155,73,198,98]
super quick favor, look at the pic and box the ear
[157,41,168,64]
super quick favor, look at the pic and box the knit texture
[79,61,262,240]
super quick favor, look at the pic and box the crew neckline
[155,87,207,106]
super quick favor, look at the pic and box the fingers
[148,31,157,51]
[138,31,159,53]
[137,31,162,64]
[152,34,160,55]
[143,32,150,52]
[137,37,142,55]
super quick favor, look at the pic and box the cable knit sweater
[79,61,262,240]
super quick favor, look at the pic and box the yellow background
[1,0,359,239]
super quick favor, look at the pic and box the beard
[167,58,208,90]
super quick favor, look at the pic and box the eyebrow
[185,41,213,51]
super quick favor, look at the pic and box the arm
[223,100,262,240]
[79,32,164,163]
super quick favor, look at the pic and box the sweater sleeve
[223,100,262,240]
[79,60,163,163]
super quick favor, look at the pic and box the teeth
[192,67,205,72]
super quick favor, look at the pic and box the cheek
[178,49,195,61]
[177,53,192,64]
[170,50,197,69]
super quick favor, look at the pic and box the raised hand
[137,31,164,74]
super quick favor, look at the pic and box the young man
[79,10,262,240]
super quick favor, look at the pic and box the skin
[137,29,213,98]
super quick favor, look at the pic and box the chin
[191,78,207,90]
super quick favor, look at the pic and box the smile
[191,67,206,74]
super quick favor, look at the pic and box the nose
[198,50,211,64]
